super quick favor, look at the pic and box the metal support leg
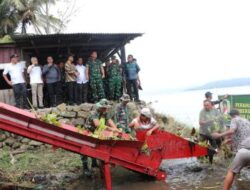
[100,161,112,190]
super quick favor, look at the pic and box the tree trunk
[45,1,50,34]
[21,22,26,34]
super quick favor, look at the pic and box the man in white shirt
[75,57,88,104]
[3,54,28,108]
[27,57,44,108]
[129,107,160,140]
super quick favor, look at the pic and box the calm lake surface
[141,86,250,127]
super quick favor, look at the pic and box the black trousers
[200,134,222,164]
[13,83,28,108]
[76,83,88,104]
[56,81,64,105]
[47,82,60,107]
[66,81,76,105]
[126,79,139,101]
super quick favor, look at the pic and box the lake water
[141,86,250,127]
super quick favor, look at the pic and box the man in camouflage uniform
[115,94,131,133]
[81,99,117,176]
[107,56,122,101]
[86,51,105,102]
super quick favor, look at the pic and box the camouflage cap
[120,94,130,102]
[96,99,111,109]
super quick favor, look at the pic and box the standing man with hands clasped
[42,56,60,107]
[3,54,28,109]
[27,57,44,108]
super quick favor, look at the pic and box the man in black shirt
[205,91,228,106]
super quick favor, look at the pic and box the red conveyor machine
[0,103,210,190]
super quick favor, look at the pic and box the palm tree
[0,0,18,37]
[10,0,63,34]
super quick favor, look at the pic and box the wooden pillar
[120,46,127,93]
[120,46,126,64]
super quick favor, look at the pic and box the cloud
[64,0,250,93]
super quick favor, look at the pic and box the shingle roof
[11,33,143,61]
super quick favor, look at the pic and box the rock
[54,172,79,182]
[37,108,52,114]
[10,133,17,138]
[80,103,94,111]
[12,142,21,149]
[27,146,35,150]
[51,108,60,115]
[19,144,29,150]
[29,140,43,146]
[60,111,76,118]
[58,118,71,124]
[45,144,52,148]
[57,103,67,112]
[33,174,47,183]
[186,165,203,173]
[36,111,47,119]
[15,136,23,142]
[5,137,16,147]
[56,116,64,120]
[77,111,89,119]
[72,106,81,112]
[72,118,84,126]
[0,134,7,142]
[66,106,74,112]
[21,138,30,144]
[40,145,48,149]
[4,132,11,137]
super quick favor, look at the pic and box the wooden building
[0,33,142,105]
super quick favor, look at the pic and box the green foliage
[0,35,14,43]
[0,0,64,36]
[0,0,19,37]
[40,113,59,126]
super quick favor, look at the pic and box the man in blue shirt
[124,55,140,102]
[42,56,60,107]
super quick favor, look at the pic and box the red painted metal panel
[136,130,208,159]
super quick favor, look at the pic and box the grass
[0,147,82,187]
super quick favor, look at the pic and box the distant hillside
[189,78,250,90]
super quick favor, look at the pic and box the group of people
[199,91,250,190]
[81,94,159,176]
[2,51,141,109]
[5,51,250,189]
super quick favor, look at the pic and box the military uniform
[85,110,111,132]
[81,99,111,176]
[87,59,105,102]
[115,103,131,133]
[107,62,122,100]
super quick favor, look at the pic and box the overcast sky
[63,0,250,94]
